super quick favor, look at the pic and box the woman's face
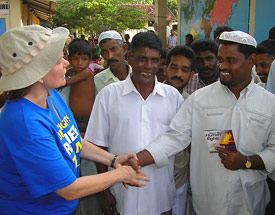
[43,52,69,90]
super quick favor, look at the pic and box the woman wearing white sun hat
[0,25,148,215]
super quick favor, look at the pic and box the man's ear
[248,53,256,68]
[190,71,195,79]
[163,65,167,76]
[127,52,132,64]
[123,43,128,55]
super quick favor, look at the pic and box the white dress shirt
[146,80,275,215]
[85,75,183,215]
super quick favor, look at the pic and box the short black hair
[269,27,275,40]
[166,45,195,71]
[160,47,168,59]
[185,33,194,41]
[256,39,275,57]
[68,38,92,57]
[214,26,234,40]
[218,39,256,59]
[130,31,162,54]
[191,38,218,56]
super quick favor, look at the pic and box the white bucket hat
[0,25,69,91]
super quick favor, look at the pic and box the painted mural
[180,0,249,43]
[254,0,275,43]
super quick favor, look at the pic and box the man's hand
[216,147,246,170]
[100,188,118,215]
[114,153,140,172]
[121,157,140,172]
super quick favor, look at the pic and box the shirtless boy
[65,38,95,136]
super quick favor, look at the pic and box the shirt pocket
[201,105,230,129]
[203,105,229,117]
[243,110,271,153]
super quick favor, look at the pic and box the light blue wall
[0,18,6,37]
[254,0,275,43]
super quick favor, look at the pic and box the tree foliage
[50,0,147,35]
[49,0,178,36]
[131,0,178,18]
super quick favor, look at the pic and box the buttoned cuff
[145,143,170,167]
[258,150,275,173]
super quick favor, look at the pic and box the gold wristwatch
[245,156,252,169]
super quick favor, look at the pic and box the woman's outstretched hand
[115,165,149,188]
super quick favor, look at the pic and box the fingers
[128,157,140,172]
[122,182,128,189]
[114,153,138,169]
[127,178,147,187]
[136,171,150,182]
[217,149,246,170]
[128,170,149,187]
[215,146,231,155]
[119,166,149,188]
[129,153,138,161]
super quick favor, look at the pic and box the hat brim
[0,27,69,91]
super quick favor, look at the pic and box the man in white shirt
[135,31,275,215]
[85,32,183,215]
[166,29,178,49]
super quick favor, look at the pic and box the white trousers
[172,181,188,215]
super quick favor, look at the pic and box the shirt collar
[104,67,119,83]
[122,75,166,98]
[104,62,132,83]
[220,78,255,97]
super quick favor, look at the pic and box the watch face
[245,161,252,168]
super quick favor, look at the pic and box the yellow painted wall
[0,0,40,32]
[10,0,22,28]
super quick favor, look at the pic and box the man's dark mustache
[201,67,213,72]
[107,59,119,64]
[171,76,184,82]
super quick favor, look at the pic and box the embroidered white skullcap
[219,30,257,48]
[98,30,122,44]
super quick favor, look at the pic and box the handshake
[112,153,150,188]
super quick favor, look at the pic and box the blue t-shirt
[0,89,82,215]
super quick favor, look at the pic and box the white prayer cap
[98,30,122,44]
[219,30,257,48]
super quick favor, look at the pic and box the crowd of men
[60,26,275,215]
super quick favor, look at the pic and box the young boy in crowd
[65,38,95,136]
[88,52,104,75]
